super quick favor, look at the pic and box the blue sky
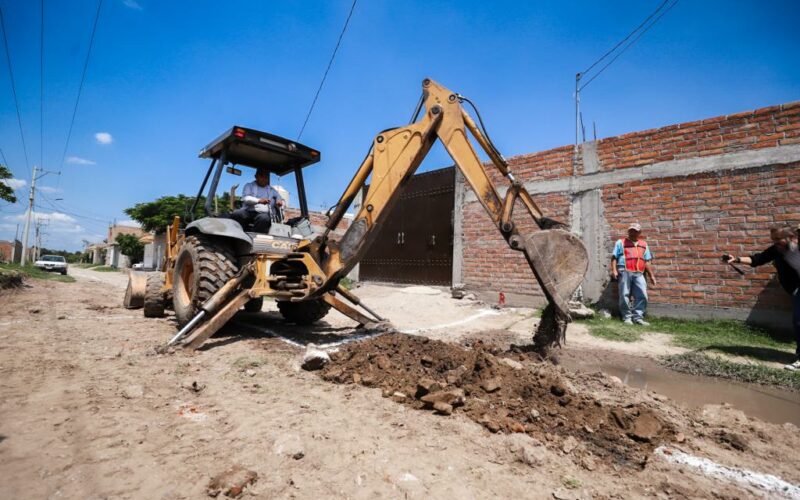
[0,0,798,251]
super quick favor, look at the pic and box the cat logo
[269,240,296,251]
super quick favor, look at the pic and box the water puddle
[562,353,800,427]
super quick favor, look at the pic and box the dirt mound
[321,333,673,469]
[0,270,24,290]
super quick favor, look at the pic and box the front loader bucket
[519,229,588,355]
[123,271,147,309]
[520,229,588,315]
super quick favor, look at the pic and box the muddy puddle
[561,351,800,427]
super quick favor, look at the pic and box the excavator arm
[315,79,588,352]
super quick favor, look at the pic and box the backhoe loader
[127,79,589,353]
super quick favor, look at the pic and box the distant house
[141,232,167,271]
[83,223,147,268]
[0,239,22,263]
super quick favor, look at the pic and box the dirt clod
[628,410,663,443]
[433,401,453,415]
[207,465,257,498]
[481,377,502,393]
[715,430,749,451]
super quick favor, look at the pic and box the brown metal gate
[360,167,454,285]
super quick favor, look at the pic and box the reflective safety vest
[623,238,648,273]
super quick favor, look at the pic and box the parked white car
[34,255,68,275]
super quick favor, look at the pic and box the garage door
[360,167,454,285]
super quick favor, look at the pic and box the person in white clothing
[230,167,285,233]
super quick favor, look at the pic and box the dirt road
[1,270,799,499]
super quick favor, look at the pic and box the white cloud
[38,186,62,194]
[122,0,143,10]
[66,156,96,165]
[1,178,27,190]
[94,132,113,145]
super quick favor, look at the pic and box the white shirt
[241,181,284,213]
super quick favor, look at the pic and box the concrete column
[451,168,465,288]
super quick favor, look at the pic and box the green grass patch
[90,265,120,272]
[575,316,643,342]
[644,316,792,351]
[75,263,102,269]
[0,263,75,283]
[661,352,800,391]
[576,314,795,364]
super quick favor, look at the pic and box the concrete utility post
[20,166,59,265]
[20,165,37,266]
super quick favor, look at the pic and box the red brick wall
[460,102,800,314]
[462,194,570,295]
[594,103,800,172]
[602,163,799,311]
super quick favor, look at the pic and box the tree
[115,233,144,263]
[124,193,234,234]
[0,164,18,204]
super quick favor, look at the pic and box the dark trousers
[793,290,800,357]
[230,208,273,233]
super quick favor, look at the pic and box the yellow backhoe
[126,79,588,353]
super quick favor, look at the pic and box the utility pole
[575,73,581,147]
[20,165,37,265]
[20,166,59,265]
[33,217,48,261]
[11,223,19,262]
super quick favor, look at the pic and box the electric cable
[0,7,31,174]
[38,194,114,225]
[579,0,669,77]
[296,0,358,141]
[58,0,104,169]
[40,0,44,172]
[579,0,680,91]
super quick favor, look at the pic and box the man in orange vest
[611,223,657,325]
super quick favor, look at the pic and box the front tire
[277,299,331,325]
[172,235,238,326]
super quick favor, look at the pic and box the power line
[40,0,44,171]
[579,0,669,77]
[0,7,31,175]
[579,0,680,92]
[37,191,114,225]
[59,0,104,169]
[296,0,358,141]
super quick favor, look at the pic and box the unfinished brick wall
[459,101,800,321]
[601,163,799,311]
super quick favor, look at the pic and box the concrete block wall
[455,101,800,329]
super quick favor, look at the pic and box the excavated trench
[319,333,675,470]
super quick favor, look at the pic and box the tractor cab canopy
[199,126,320,176]
[193,126,319,219]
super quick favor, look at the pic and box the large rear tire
[172,235,238,327]
[143,272,166,318]
[277,299,331,325]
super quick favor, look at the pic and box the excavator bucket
[520,229,589,316]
